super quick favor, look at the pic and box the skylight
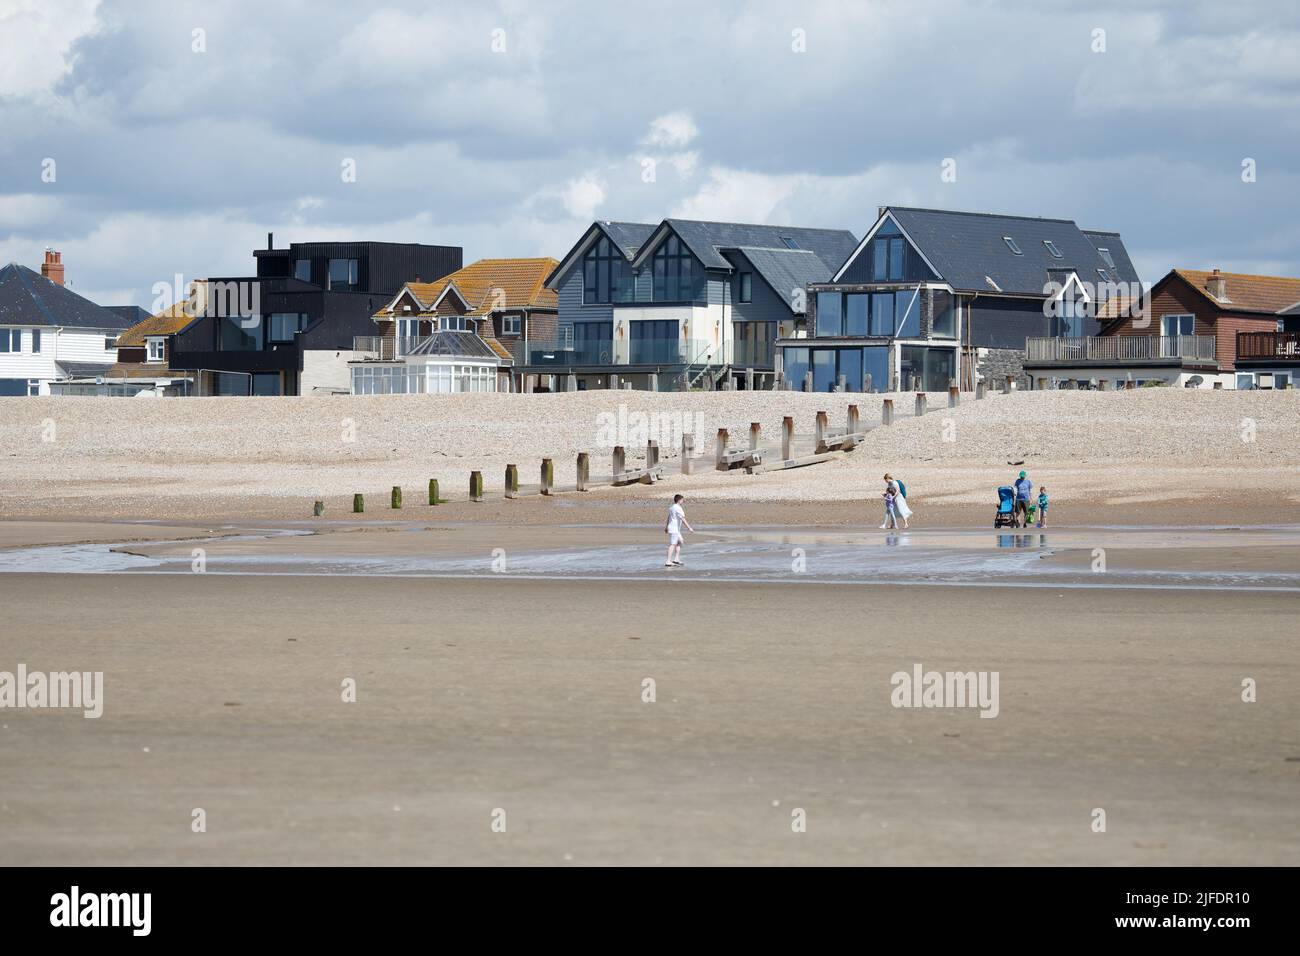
[1097,247,1115,269]
[780,237,800,250]
[1043,240,1063,259]
[1097,268,1112,282]
[1003,236,1022,255]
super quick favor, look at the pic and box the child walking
[880,487,898,529]
[665,494,694,567]
[1036,487,1049,528]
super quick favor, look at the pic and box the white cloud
[641,112,698,150]
[0,0,101,98]
[560,175,606,220]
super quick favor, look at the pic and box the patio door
[1160,314,1194,357]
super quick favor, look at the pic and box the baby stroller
[994,486,1017,528]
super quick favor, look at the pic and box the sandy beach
[2,390,1298,865]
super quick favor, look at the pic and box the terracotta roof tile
[115,299,201,347]
[1175,269,1300,314]
[374,258,559,319]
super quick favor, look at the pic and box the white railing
[1025,335,1217,363]
[352,336,428,359]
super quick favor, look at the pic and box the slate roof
[104,305,151,327]
[404,330,500,360]
[731,247,839,312]
[0,263,136,330]
[600,221,657,258]
[876,207,1141,297]
[641,220,859,275]
[377,258,558,318]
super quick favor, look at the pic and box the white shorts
[668,532,683,546]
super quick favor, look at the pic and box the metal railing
[1025,335,1217,363]
[1237,331,1300,360]
[352,336,427,359]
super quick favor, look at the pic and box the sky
[1,0,1299,309]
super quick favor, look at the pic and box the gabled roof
[116,299,203,347]
[376,258,558,318]
[729,247,837,313]
[632,219,859,274]
[544,221,657,288]
[1168,269,1300,314]
[841,207,1140,297]
[403,330,500,360]
[0,263,137,330]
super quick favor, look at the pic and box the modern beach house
[527,219,858,391]
[1024,269,1300,389]
[0,252,138,396]
[784,206,1141,392]
[167,236,462,395]
[350,258,559,394]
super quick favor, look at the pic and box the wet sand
[1,521,1298,865]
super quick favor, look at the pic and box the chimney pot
[41,248,65,286]
[1206,268,1228,301]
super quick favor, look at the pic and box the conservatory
[350,330,501,395]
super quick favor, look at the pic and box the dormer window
[1043,240,1063,259]
[1003,236,1023,255]
[146,338,165,362]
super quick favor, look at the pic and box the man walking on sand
[665,493,694,567]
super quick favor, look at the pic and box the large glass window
[734,322,775,367]
[219,316,260,351]
[739,272,752,303]
[574,321,612,363]
[901,346,956,392]
[845,294,869,336]
[1161,314,1194,336]
[931,290,956,338]
[294,259,311,282]
[328,258,358,291]
[0,330,18,352]
[862,346,890,393]
[583,236,632,303]
[895,288,921,337]
[31,329,41,353]
[838,349,862,393]
[784,347,810,390]
[269,313,304,342]
[251,373,281,396]
[812,349,838,392]
[816,292,843,337]
[870,293,894,335]
[652,235,702,302]
[870,221,907,281]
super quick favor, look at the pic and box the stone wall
[976,347,1030,389]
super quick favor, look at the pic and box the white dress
[889,480,913,520]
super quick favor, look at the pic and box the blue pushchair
[994,486,1017,528]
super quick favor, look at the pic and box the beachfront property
[524,219,859,391]
[1236,298,1300,389]
[349,258,559,394]
[783,207,1141,393]
[167,235,462,395]
[0,252,138,396]
[1024,269,1300,389]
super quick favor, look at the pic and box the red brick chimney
[1205,268,1228,301]
[41,249,64,286]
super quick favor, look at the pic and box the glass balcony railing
[629,339,688,365]
[733,339,775,368]
[526,340,614,366]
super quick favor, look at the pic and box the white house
[0,254,136,396]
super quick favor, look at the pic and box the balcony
[628,339,688,365]
[733,338,775,369]
[1025,335,1217,365]
[352,336,426,359]
[526,339,614,367]
[1237,331,1300,361]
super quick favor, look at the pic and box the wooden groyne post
[681,434,695,475]
[391,486,402,509]
[428,478,440,505]
[814,411,829,453]
[576,452,589,491]
[782,416,793,461]
[915,392,927,417]
[882,399,894,425]
[469,470,484,502]
[715,428,729,471]
[540,458,554,495]
[613,445,626,481]
[353,493,364,514]
[504,464,519,499]
[948,384,960,408]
